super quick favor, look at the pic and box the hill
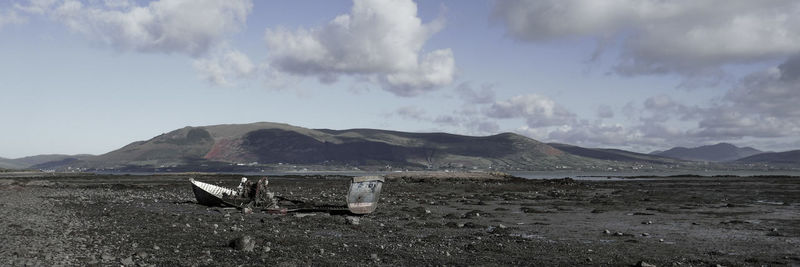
[0,157,23,169]
[548,143,685,164]
[0,154,92,170]
[38,122,606,171]
[735,150,800,165]
[654,143,762,162]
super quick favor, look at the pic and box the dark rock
[443,213,460,219]
[463,210,486,218]
[230,235,256,252]
[120,256,134,266]
[463,222,484,228]
[134,251,149,259]
[520,207,549,213]
[345,216,360,225]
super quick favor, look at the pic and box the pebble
[642,233,650,236]
[243,208,253,214]
[120,256,134,266]
[636,261,656,267]
[345,216,360,225]
[135,251,149,259]
[153,245,160,250]
[658,238,665,242]
[603,229,611,234]
[231,235,255,252]
[642,220,652,225]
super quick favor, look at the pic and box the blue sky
[1,0,799,158]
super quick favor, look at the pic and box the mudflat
[1,174,798,266]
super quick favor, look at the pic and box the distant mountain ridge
[653,143,762,162]
[548,143,685,164]
[11,122,799,171]
[0,154,92,169]
[736,150,800,165]
[37,122,597,171]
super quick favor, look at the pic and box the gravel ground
[1,174,798,266]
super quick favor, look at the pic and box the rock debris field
[0,173,798,266]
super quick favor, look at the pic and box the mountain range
[736,150,800,165]
[3,122,798,172]
[29,122,597,171]
[651,143,762,162]
[0,154,93,170]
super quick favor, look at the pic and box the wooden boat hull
[190,178,238,207]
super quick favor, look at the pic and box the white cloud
[493,0,800,77]
[546,122,649,147]
[596,105,614,118]
[455,82,496,104]
[395,106,427,121]
[0,10,26,29]
[264,0,455,96]
[392,105,499,135]
[13,0,57,15]
[381,49,455,96]
[193,49,255,87]
[690,56,800,138]
[20,0,253,56]
[726,57,800,118]
[485,94,576,127]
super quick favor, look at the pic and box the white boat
[189,178,239,207]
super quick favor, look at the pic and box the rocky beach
[1,173,798,266]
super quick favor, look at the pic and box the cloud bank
[18,0,253,56]
[193,49,255,87]
[0,10,26,29]
[264,0,455,96]
[493,0,800,78]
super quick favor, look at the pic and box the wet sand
[1,174,798,266]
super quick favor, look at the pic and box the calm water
[89,170,800,181]
[510,170,800,180]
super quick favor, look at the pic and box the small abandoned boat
[347,176,384,214]
[189,178,239,207]
[189,176,385,214]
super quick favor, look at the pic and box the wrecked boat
[189,178,238,207]
[189,176,384,215]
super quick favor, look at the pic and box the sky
[1,0,799,158]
